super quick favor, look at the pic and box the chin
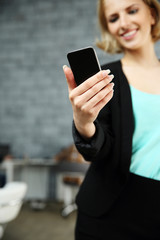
[120,41,142,51]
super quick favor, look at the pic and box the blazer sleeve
[72,101,114,163]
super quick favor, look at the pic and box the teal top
[129,85,160,180]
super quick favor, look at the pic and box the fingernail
[106,69,111,74]
[108,74,114,80]
[102,69,111,78]
[63,65,68,70]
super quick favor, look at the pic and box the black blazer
[73,60,135,217]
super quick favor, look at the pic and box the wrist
[74,121,96,140]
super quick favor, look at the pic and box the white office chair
[0,182,27,239]
[61,173,84,217]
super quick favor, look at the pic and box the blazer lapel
[118,61,134,175]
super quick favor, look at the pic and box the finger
[81,75,114,103]
[83,82,114,110]
[63,65,77,92]
[93,89,114,114]
[74,69,112,95]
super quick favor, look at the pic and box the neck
[122,42,159,68]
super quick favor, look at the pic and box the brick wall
[0,0,160,158]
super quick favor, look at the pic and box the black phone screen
[67,47,101,86]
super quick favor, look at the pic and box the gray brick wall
[0,0,160,158]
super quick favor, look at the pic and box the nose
[119,13,130,29]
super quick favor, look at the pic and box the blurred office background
[0,0,160,239]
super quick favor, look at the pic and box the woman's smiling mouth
[120,29,138,40]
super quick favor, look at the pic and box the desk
[1,159,89,201]
[1,159,57,200]
[1,159,57,182]
[50,161,89,201]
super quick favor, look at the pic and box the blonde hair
[96,0,160,54]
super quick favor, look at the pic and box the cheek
[140,16,153,31]
[107,24,117,36]
[139,11,155,28]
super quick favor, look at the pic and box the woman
[63,0,160,239]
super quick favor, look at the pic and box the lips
[120,29,138,40]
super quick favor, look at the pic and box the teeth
[123,30,136,37]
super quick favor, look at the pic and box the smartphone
[67,46,101,86]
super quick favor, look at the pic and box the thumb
[63,65,77,92]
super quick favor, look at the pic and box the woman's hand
[63,65,114,140]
